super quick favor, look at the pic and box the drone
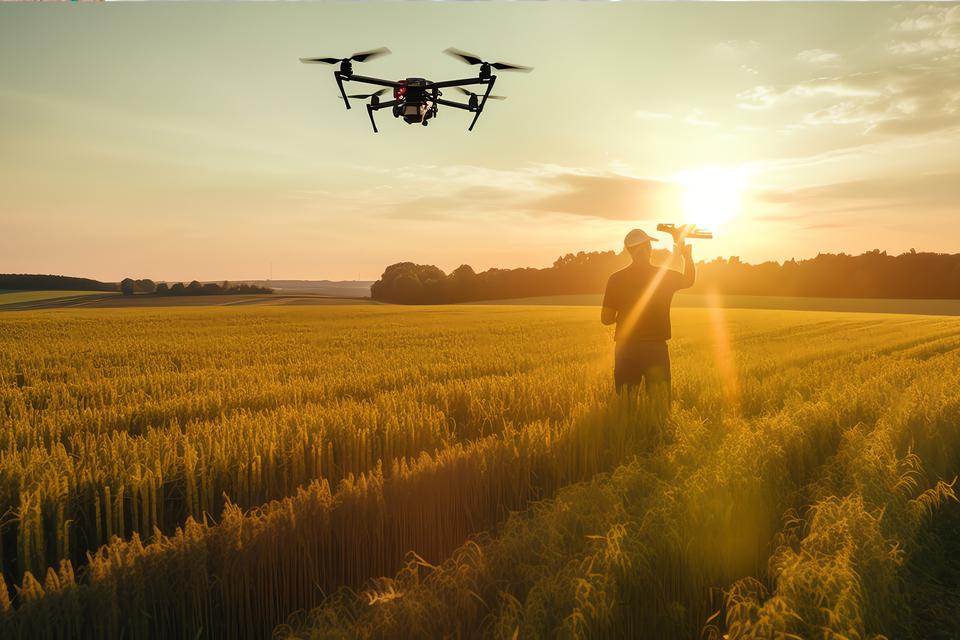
[299,47,532,133]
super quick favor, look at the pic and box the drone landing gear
[468,76,496,132]
[363,99,400,133]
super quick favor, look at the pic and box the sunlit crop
[1,306,958,639]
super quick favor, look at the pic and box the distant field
[82,293,375,308]
[0,292,374,310]
[240,279,373,297]
[0,290,117,309]
[9,289,960,316]
[2,305,959,639]
[472,293,960,315]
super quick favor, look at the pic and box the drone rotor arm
[434,98,474,112]
[345,74,404,89]
[347,88,390,99]
[427,77,489,90]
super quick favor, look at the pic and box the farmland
[1,305,959,639]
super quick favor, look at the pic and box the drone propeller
[443,47,532,72]
[346,88,389,99]
[455,87,506,100]
[300,47,391,65]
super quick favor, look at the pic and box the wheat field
[1,305,958,639]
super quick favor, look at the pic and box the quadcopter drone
[299,47,532,133]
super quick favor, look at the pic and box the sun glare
[675,166,747,230]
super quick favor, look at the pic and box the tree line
[0,274,116,292]
[371,249,960,304]
[121,279,273,296]
[1,274,273,296]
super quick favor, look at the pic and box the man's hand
[662,223,694,245]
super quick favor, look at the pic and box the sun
[674,166,748,230]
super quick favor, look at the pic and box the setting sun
[675,166,747,230]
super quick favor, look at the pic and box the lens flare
[674,166,748,230]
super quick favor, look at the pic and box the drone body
[299,48,531,133]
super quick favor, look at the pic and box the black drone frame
[301,48,530,133]
[335,64,496,133]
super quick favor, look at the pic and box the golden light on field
[674,166,748,231]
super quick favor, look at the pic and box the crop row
[276,318,960,639]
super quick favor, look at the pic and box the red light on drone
[394,85,407,99]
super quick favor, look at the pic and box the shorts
[614,340,671,391]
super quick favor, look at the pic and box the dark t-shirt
[602,258,695,343]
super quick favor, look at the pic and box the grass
[1,305,958,639]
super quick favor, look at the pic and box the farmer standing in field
[600,227,696,402]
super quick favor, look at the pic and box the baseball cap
[624,228,658,248]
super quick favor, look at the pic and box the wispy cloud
[634,109,719,129]
[891,4,960,33]
[524,172,682,221]
[796,48,842,65]
[738,62,960,137]
[758,171,960,214]
[713,40,761,56]
[888,5,960,54]
[635,110,673,121]
[374,165,685,223]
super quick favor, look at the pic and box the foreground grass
[284,321,960,639]
[1,306,958,638]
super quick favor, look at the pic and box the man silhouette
[601,227,696,400]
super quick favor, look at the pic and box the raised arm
[676,242,696,290]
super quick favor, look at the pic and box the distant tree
[187,281,202,295]
[155,282,169,294]
[951,263,960,298]
[371,249,960,304]
[0,274,116,292]
[120,278,136,296]
[202,282,221,294]
[170,282,186,294]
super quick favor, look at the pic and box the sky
[1,2,959,282]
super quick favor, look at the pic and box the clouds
[886,5,960,55]
[759,171,960,217]
[378,165,685,223]
[738,62,960,137]
[524,172,682,221]
[732,5,960,140]
[713,40,761,56]
[634,108,719,129]
[890,4,960,34]
[796,48,842,65]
